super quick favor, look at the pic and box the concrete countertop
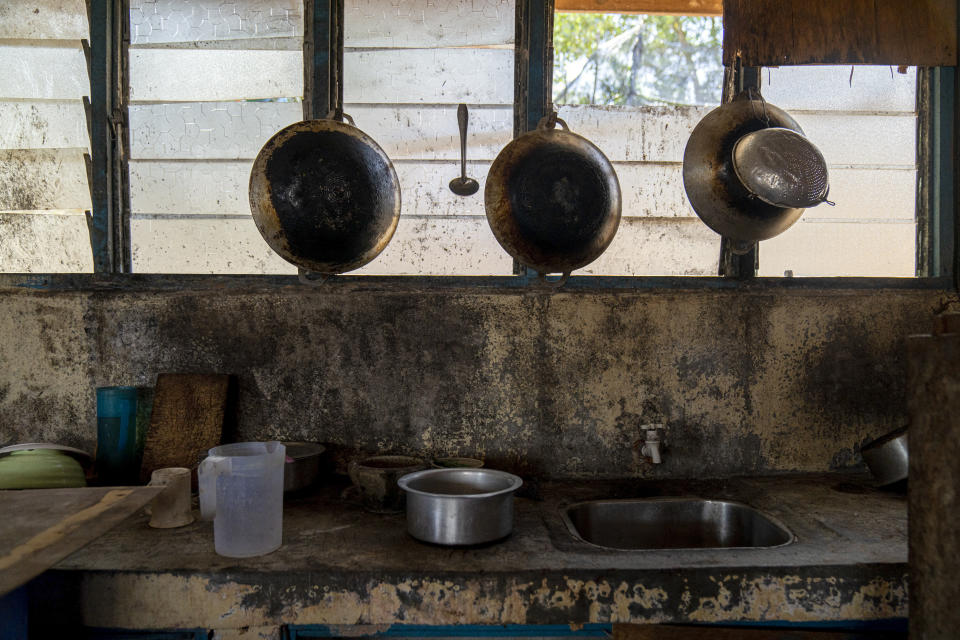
[43,473,907,632]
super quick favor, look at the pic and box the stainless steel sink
[562,498,794,550]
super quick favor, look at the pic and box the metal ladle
[449,103,479,196]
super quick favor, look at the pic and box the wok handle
[324,110,356,126]
[536,271,571,287]
[457,103,469,179]
[298,269,333,285]
[536,112,569,132]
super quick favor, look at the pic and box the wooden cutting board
[0,486,162,596]
[139,373,230,482]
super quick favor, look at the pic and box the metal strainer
[732,127,833,208]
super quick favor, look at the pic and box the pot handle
[536,112,569,132]
[536,271,571,287]
[198,455,231,521]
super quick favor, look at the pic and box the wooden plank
[0,102,89,150]
[345,105,514,161]
[557,104,711,162]
[556,0,721,15]
[0,44,87,100]
[131,217,296,273]
[139,374,230,482]
[0,487,161,597]
[344,0,514,48]
[344,48,514,104]
[723,0,957,66]
[0,149,91,211]
[0,211,93,274]
[763,65,917,113]
[579,217,720,276]
[0,0,88,39]
[354,215,514,275]
[129,50,303,101]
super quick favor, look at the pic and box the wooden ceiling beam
[554,0,722,16]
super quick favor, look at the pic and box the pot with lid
[485,112,622,284]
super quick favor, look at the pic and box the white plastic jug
[198,441,285,558]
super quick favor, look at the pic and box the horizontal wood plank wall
[344,0,517,276]
[0,1,94,273]
[555,0,720,15]
[723,0,957,66]
[758,66,918,277]
[126,0,305,274]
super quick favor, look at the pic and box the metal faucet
[634,423,665,464]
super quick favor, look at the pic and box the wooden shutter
[723,0,957,66]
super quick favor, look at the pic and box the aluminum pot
[398,468,523,545]
[683,89,806,247]
[861,426,908,486]
[282,442,325,492]
[249,114,401,275]
[485,112,621,283]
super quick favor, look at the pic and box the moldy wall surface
[0,283,948,478]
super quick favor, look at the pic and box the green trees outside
[553,14,723,107]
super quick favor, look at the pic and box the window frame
[0,0,954,292]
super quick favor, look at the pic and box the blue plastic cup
[96,386,139,484]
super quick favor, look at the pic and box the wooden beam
[555,0,721,15]
[724,0,957,66]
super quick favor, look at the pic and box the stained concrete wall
[0,282,950,478]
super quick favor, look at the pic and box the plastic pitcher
[198,441,285,558]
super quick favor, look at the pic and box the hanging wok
[485,113,621,282]
[683,89,809,246]
[249,114,401,275]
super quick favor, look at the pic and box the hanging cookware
[249,113,401,275]
[683,89,823,248]
[485,112,621,283]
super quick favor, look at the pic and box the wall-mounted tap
[634,423,665,465]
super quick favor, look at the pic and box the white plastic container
[198,441,285,558]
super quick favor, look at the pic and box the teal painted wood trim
[304,0,344,120]
[87,0,115,273]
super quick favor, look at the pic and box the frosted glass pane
[128,101,302,160]
[792,114,916,167]
[129,0,303,43]
[345,0,514,48]
[130,161,252,215]
[759,221,916,278]
[129,49,302,101]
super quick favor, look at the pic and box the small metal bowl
[861,426,908,486]
[398,468,522,545]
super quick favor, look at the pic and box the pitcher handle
[198,455,231,521]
